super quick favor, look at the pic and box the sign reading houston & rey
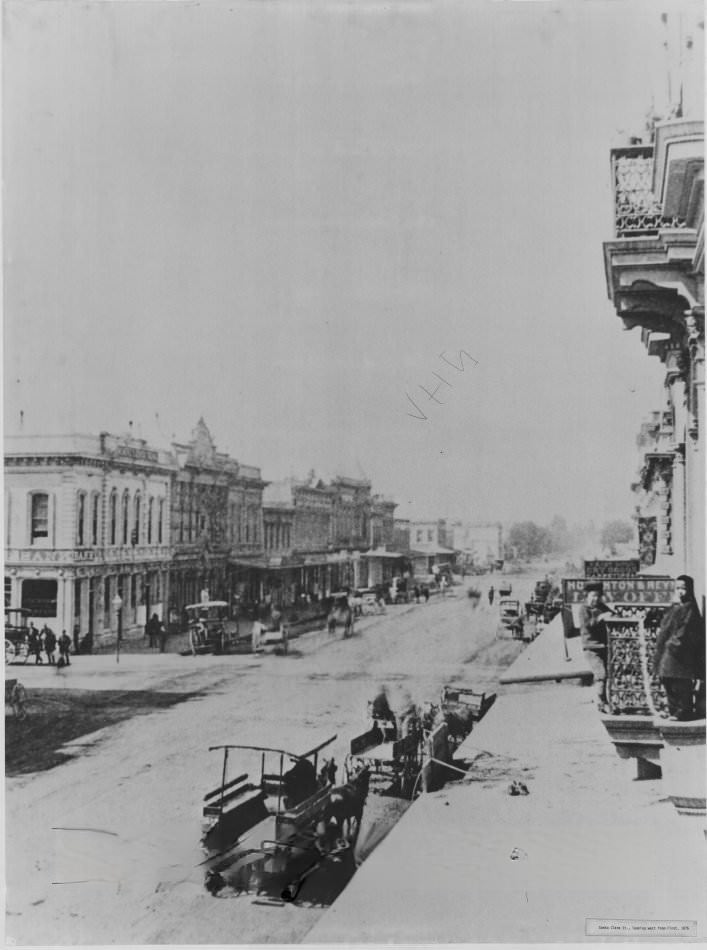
[562,576,674,605]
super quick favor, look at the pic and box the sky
[3,0,704,527]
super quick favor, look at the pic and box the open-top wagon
[200,734,343,896]
[347,708,423,800]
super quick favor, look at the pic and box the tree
[600,520,635,556]
[507,521,552,560]
[548,515,571,554]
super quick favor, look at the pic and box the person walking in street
[43,624,57,665]
[28,623,43,664]
[578,582,614,713]
[422,584,430,603]
[413,585,420,604]
[653,574,705,721]
[158,618,168,653]
[488,586,495,606]
[145,613,160,649]
[58,630,72,667]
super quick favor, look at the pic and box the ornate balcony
[611,146,687,238]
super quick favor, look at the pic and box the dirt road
[5,578,530,945]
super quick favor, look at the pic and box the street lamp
[112,592,123,664]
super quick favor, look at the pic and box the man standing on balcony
[653,575,705,721]
[578,582,614,713]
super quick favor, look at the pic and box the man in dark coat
[371,684,396,741]
[28,623,43,664]
[43,625,57,665]
[578,582,614,713]
[653,575,705,721]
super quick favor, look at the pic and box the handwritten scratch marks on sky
[405,350,478,421]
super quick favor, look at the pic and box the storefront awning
[364,549,406,559]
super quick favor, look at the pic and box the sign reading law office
[562,576,674,605]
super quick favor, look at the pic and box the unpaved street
[6,580,529,946]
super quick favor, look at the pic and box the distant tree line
[504,516,635,561]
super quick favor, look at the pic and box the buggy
[200,734,339,895]
[438,685,496,750]
[185,601,241,655]
[497,599,525,639]
[347,704,423,799]
[252,618,289,655]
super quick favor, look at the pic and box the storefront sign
[584,559,640,578]
[562,576,674,605]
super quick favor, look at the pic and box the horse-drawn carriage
[435,685,496,751]
[347,705,423,799]
[185,601,241,656]
[251,617,289,655]
[5,608,31,665]
[200,734,370,897]
[497,599,525,639]
[326,593,355,638]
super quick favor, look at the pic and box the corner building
[604,116,704,605]
[4,432,173,643]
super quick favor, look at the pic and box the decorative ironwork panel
[607,610,668,715]
[613,149,686,237]
[638,516,657,566]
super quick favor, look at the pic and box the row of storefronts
[5,419,459,643]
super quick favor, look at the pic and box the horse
[327,601,354,638]
[398,705,422,743]
[421,701,443,733]
[317,764,371,850]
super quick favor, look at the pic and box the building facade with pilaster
[604,117,704,605]
[168,418,267,616]
[4,432,173,645]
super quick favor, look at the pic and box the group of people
[578,574,705,720]
[27,623,72,667]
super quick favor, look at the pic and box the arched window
[133,493,141,546]
[147,497,154,544]
[76,492,86,546]
[30,492,49,543]
[91,493,100,546]
[122,491,130,546]
[110,491,117,545]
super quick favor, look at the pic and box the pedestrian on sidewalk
[488,586,495,606]
[73,623,81,656]
[578,582,614,713]
[28,623,43,664]
[58,629,72,667]
[43,625,57,665]
[422,584,430,603]
[653,574,705,721]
